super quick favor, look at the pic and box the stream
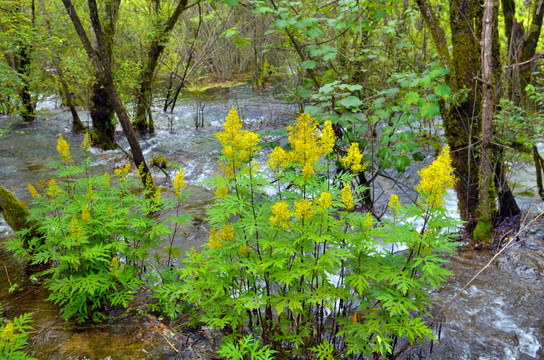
[1,82,543,359]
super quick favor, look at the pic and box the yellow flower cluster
[388,194,400,215]
[216,107,260,176]
[267,114,336,178]
[415,146,456,209]
[81,205,91,222]
[81,132,91,151]
[46,179,61,197]
[57,135,71,160]
[114,163,131,181]
[215,186,228,199]
[173,169,185,195]
[363,213,373,229]
[340,142,366,173]
[341,184,354,210]
[270,201,292,229]
[69,216,84,241]
[0,321,15,343]
[208,225,236,249]
[28,184,39,198]
[316,192,332,212]
[294,199,314,220]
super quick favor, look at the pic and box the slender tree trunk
[474,0,497,242]
[133,0,189,134]
[16,45,35,122]
[61,0,155,190]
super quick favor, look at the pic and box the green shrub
[176,108,459,358]
[0,313,37,360]
[7,135,190,323]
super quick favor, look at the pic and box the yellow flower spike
[215,186,228,199]
[46,179,61,197]
[207,225,235,249]
[316,192,332,212]
[388,194,400,215]
[81,132,91,151]
[340,142,366,173]
[415,146,456,209]
[294,199,314,220]
[216,107,260,174]
[221,225,235,241]
[363,213,373,229]
[319,120,336,154]
[0,321,15,342]
[173,169,185,195]
[81,205,91,222]
[341,184,354,210]
[123,162,131,175]
[56,135,71,160]
[28,184,39,198]
[267,146,288,171]
[270,201,292,229]
[208,228,220,249]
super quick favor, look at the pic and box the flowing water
[1,82,543,359]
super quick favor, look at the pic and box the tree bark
[474,0,497,242]
[133,0,189,134]
[61,0,155,190]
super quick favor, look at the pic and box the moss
[0,185,31,232]
[151,156,169,169]
[473,219,492,243]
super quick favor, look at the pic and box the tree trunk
[90,80,116,149]
[474,0,497,243]
[61,0,155,191]
[133,0,189,134]
[16,45,35,122]
[37,0,84,132]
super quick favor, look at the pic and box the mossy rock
[0,185,32,232]
[151,156,169,169]
[473,219,492,243]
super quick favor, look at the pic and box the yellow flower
[0,321,15,343]
[415,146,456,209]
[56,135,71,160]
[340,142,366,173]
[319,120,336,155]
[81,205,91,222]
[316,192,332,212]
[294,199,314,220]
[388,194,400,214]
[216,107,260,175]
[28,184,39,198]
[286,113,322,179]
[81,132,91,151]
[267,147,288,171]
[46,179,61,197]
[363,213,373,229]
[173,169,185,195]
[208,225,235,249]
[270,201,292,229]
[215,186,228,199]
[341,184,354,210]
[69,216,83,238]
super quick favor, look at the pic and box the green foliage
[0,313,37,360]
[7,141,190,323]
[173,111,459,358]
[217,334,276,360]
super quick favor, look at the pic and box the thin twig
[3,264,12,288]
[155,327,179,353]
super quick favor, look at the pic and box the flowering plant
[176,109,459,358]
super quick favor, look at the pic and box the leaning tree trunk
[61,0,156,191]
[90,80,116,149]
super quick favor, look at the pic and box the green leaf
[434,84,452,97]
[405,91,420,105]
[301,60,317,70]
[394,155,410,172]
[338,96,362,110]
[420,102,441,118]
